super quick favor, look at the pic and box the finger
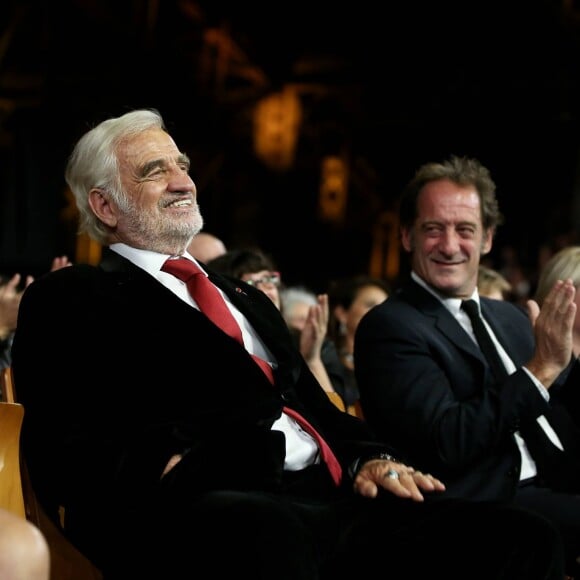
[394,472,425,501]
[550,279,574,311]
[526,299,540,326]
[553,280,573,311]
[375,468,423,500]
[4,274,21,291]
[413,471,446,492]
[354,478,380,498]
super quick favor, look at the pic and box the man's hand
[526,278,576,388]
[353,458,445,501]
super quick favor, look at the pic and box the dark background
[1,0,580,291]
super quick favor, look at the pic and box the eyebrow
[420,220,478,228]
[139,159,164,177]
[178,153,191,167]
[139,153,190,177]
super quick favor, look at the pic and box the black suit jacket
[355,279,580,502]
[12,249,383,565]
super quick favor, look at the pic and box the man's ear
[88,188,118,227]
[400,227,413,252]
[481,228,494,256]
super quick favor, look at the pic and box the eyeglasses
[244,272,281,287]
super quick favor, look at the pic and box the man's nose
[439,230,460,254]
[168,170,196,194]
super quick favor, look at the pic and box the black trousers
[102,466,566,580]
[515,482,580,577]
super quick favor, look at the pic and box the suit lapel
[206,270,302,381]
[402,280,485,363]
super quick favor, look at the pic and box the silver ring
[386,468,399,480]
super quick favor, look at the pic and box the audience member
[208,247,282,307]
[535,246,580,340]
[280,285,319,330]
[280,285,348,407]
[187,231,227,262]
[477,264,512,300]
[0,255,72,371]
[534,245,580,432]
[327,275,390,413]
[0,507,50,580]
[209,248,347,402]
[355,154,580,578]
[12,110,569,579]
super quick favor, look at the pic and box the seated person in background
[477,264,513,300]
[12,109,569,579]
[535,246,580,357]
[0,507,50,580]
[0,255,71,371]
[355,154,580,578]
[534,245,580,428]
[186,230,227,262]
[327,275,390,413]
[209,248,347,404]
[280,285,347,408]
[208,247,282,307]
[279,285,320,330]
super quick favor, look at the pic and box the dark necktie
[162,257,342,485]
[461,299,508,381]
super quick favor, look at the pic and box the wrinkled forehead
[418,180,482,221]
[116,128,180,166]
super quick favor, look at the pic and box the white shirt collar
[410,270,479,317]
[109,243,206,276]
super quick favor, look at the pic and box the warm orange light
[319,155,349,223]
[253,86,302,170]
[370,211,400,280]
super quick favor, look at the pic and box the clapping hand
[526,278,576,388]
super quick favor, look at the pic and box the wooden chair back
[1,365,17,403]
[0,366,26,518]
[0,367,103,580]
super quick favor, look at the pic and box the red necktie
[162,257,274,381]
[162,257,243,343]
[162,257,342,485]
